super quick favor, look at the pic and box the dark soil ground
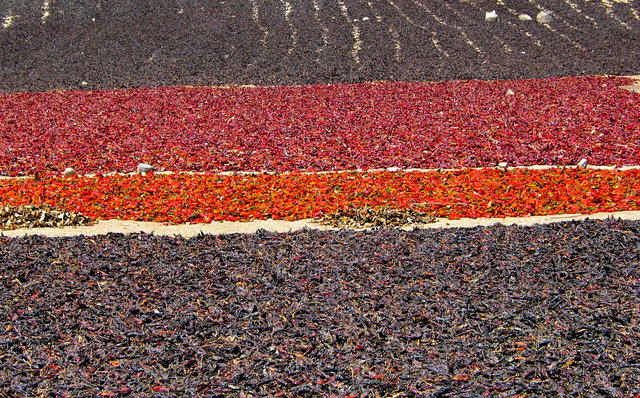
[1,0,639,92]
[1,219,639,396]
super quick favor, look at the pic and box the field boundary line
[2,164,640,181]
[3,210,640,238]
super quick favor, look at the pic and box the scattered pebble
[137,163,155,174]
[387,167,401,172]
[62,167,76,177]
[577,158,588,168]
[537,11,553,24]
[506,89,515,95]
[498,162,509,168]
[518,14,532,21]
[485,10,498,22]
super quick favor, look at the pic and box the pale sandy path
[621,74,640,92]
[2,164,640,182]
[3,211,640,238]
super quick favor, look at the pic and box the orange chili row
[1,168,639,223]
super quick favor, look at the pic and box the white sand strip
[3,211,640,238]
[2,164,640,181]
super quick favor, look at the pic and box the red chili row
[1,169,638,223]
[1,76,639,176]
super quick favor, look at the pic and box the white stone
[485,10,498,22]
[387,167,401,172]
[506,89,515,95]
[81,81,88,86]
[577,158,588,168]
[362,16,369,21]
[518,14,532,21]
[536,11,553,24]
[62,167,76,177]
[498,162,509,168]
[137,163,155,174]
